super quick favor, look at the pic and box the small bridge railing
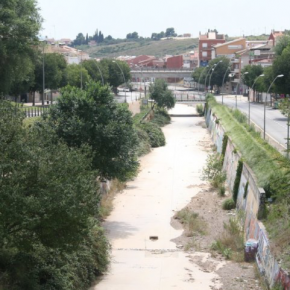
[174,94,205,102]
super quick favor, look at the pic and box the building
[182,51,199,68]
[268,30,284,46]
[198,31,225,66]
[166,55,183,69]
[211,38,246,60]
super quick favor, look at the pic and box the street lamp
[249,74,264,124]
[197,65,208,95]
[209,60,222,94]
[204,64,216,94]
[263,74,284,139]
[95,62,104,86]
[113,60,127,103]
[221,66,231,104]
[235,71,248,109]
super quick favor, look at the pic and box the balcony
[232,59,240,64]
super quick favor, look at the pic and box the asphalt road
[215,95,288,149]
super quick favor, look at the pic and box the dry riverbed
[92,104,263,290]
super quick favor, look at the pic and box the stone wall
[205,107,290,290]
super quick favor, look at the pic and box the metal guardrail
[131,68,193,72]
[174,94,206,102]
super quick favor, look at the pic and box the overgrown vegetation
[196,104,204,116]
[211,216,244,261]
[175,208,207,237]
[206,94,290,271]
[222,198,236,210]
[202,152,226,192]
[233,159,243,203]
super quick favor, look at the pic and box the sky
[37,0,290,40]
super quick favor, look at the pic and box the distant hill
[77,38,198,59]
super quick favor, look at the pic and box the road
[215,95,288,150]
[92,104,222,290]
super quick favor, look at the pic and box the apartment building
[198,31,225,67]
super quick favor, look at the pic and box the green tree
[45,81,139,181]
[274,35,290,56]
[149,79,176,110]
[165,27,177,37]
[0,0,42,95]
[242,65,264,88]
[82,59,107,84]
[208,57,231,89]
[272,44,290,94]
[192,67,207,86]
[72,33,86,46]
[64,64,91,88]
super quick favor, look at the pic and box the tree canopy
[45,81,139,181]
[149,79,176,110]
[0,0,42,95]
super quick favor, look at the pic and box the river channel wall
[205,107,290,289]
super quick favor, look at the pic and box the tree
[64,64,91,88]
[0,100,109,289]
[272,44,290,94]
[45,81,139,181]
[86,33,89,44]
[208,57,231,89]
[82,59,107,84]
[242,65,264,88]
[274,35,290,56]
[165,28,177,37]
[0,0,42,95]
[192,67,206,85]
[100,59,131,91]
[72,33,86,46]
[149,79,176,110]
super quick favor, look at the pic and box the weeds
[211,217,244,262]
[202,152,226,189]
[196,104,204,116]
[175,208,207,237]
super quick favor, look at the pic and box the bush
[140,122,165,147]
[202,153,226,189]
[233,159,243,203]
[222,198,236,210]
[211,217,244,261]
[135,126,151,156]
[196,104,204,116]
[218,185,226,196]
[151,109,171,127]
[175,208,207,236]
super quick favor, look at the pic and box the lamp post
[204,64,216,94]
[249,74,264,124]
[197,65,208,95]
[235,71,248,109]
[95,62,104,85]
[113,60,127,103]
[209,60,222,94]
[263,74,284,139]
[42,43,45,106]
[221,66,231,104]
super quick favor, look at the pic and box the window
[202,43,208,48]
[202,51,207,57]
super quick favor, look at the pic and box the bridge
[130,68,193,79]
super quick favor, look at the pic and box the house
[211,38,246,60]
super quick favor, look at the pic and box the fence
[174,94,205,102]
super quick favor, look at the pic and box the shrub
[222,198,236,210]
[211,217,244,262]
[196,104,204,116]
[175,208,207,236]
[135,126,151,156]
[140,122,165,147]
[151,109,171,127]
[233,159,243,203]
[202,153,226,189]
[218,185,226,196]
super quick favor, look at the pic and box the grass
[79,38,198,58]
[211,217,244,262]
[99,179,126,219]
[175,208,207,237]
[207,95,287,188]
[23,117,41,128]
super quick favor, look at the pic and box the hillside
[78,38,198,58]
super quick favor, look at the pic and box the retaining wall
[205,107,290,290]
